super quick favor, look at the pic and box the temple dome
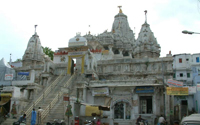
[68,33,87,47]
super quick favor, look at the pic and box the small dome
[68,33,87,47]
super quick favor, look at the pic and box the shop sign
[167,87,188,95]
[197,84,200,91]
[63,94,69,101]
[92,87,109,96]
[167,79,183,87]
[135,86,154,93]
[188,86,196,94]
[5,74,13,80]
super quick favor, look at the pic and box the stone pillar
[165,90,170,123]
[108,45,114,55]
[129,51,132,58]
[119,49,123,56]
[91,58,94,70]
[81,55,85,74]
[30,70,35,82]
[83,88,87,103]
[47,62,50,73]
[87,59,91,70]
[67,56,71,74]
[133,94,139,117]
[160,88,164,115]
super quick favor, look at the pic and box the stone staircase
[25,75,71,124]
[44,98,65,123]
[1,74,71,125]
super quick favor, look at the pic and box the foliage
[42,46,54,60]
[15,58,22,62]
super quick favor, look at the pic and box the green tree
[42,46,54,60]
[15,58,22,62]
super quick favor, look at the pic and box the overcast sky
[0,0,200,62]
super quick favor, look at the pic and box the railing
[24,70,66,118]
[41,73,76,122]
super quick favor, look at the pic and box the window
[179,58,182,63]
[187,73,190,78]
[186,58,189,61]
[173,73,176,78]
[180,73,183,77]
[114,102,131,119]
[196,57,199,63]
[140,96,152,114]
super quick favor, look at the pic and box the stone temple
[2,7,173,125]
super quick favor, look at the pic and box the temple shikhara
[1,7,174,125]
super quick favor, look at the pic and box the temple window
[140,96,152,114]
[114,49,119,54]
[114,102,131,119]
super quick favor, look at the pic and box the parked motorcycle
[46,119,66,125]
[139,120,148,125]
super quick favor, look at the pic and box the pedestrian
[31,108,37,125]
[11,101,17,118]
[37,107,43,125]
[136,115,144,125]
[158,115,166,125]
[17,114,26,124]
[96,119,101,125]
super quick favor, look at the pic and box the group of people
[136,115,166,125]
[16,107,43,125]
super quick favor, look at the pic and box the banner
[188,86,196,94]
[197,84,200,91]
[167,79,183,87]
[92,87,109,96]
[5,74,13,80]
[167,87,188,95]
[135,86,154,93]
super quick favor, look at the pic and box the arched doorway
[114,102,131,119]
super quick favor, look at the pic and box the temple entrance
[114,102,131,119]
[67,55,85,75]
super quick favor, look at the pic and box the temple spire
[118,6,122,13]
[144,10,147,23]
[34,25,38,34]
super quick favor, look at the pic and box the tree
[42,46,54,60]
[15,58,22,62]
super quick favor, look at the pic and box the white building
[173,53,200,120]
[2,7,173,125]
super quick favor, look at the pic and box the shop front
[0,93,12,116]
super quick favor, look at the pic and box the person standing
[11,101,17,118]
[31,108,37,125]
[158,115,166,125]
[37,107,43,125]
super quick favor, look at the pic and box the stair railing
[41,73,76,122]
[24,70,66,118]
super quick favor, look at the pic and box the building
[173,53,200,120]
[2,7,173,125]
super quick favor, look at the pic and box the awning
[85,105,103,116]
[0,100,9,106]
[1,93,12,97]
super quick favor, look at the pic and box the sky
[0,0,200,62]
